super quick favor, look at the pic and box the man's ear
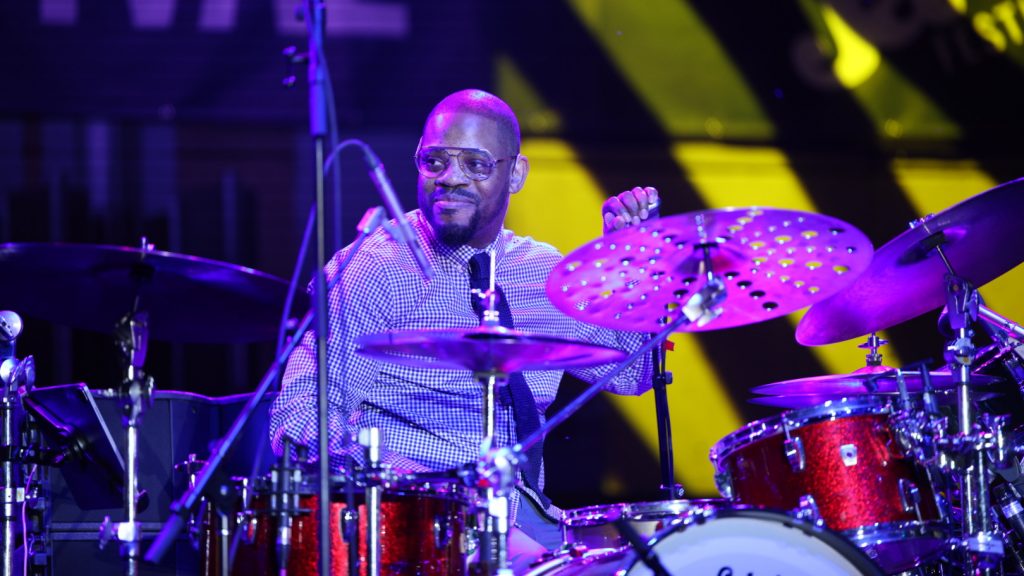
[509,154,529,195]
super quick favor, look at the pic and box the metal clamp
[784,436,805,472]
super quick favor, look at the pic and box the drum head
[625,509,884,576]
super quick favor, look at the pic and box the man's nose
[435,157,471,185]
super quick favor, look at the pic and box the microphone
[360,144,435,281]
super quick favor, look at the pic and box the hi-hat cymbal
[0,242,288,343]
[546,207,872,333]
[797,177,1024,345]
[356,325,627,373]
[750,369,1001,397]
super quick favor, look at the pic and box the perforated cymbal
[546,207,873,333]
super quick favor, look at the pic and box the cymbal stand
[358,429,382,576]
[651,344,682,500]
[939,272,1005,574]
[99,309,154,576]
[1,311,34,576]
[474,279,726,575]
[649,237,725,501]
[469,268,513,575]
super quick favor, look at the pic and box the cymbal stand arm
[978,305,1024,342]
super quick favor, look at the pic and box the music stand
[23,383,125,510]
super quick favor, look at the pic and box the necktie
[468,252,550,508]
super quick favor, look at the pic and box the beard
[433,212,480,247]
[420,185,483,247]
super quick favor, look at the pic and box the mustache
[431,188,479,203]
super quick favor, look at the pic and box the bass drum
[525,508,884,576]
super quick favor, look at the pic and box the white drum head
[627,511,882,576]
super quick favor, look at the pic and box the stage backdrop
[1,0,1022,505]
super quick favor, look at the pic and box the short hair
[424,89,521,155]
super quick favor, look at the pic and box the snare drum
[527,507,884,575]
[561,499,723,550]
[710,396,946,573]
[231,473,467,576]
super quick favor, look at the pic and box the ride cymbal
[546,207,872,333]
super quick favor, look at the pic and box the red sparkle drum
[527,507,884,575]
[561,499,724,550]
[710,396,947,573]
[230,473,467,576]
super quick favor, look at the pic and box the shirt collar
[414,210,508,269]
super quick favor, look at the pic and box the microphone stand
[302,1,334,575]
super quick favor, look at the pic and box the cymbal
[546,207,872,333]
[356,325,627,373]
[750,369,1001,397]
[0,242,288,343]
[797,177,1024,345]
[750,389,1002,409]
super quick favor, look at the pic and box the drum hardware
[357,428,382,576]
[357,283,634,575]
[1,310,33,576]
[96,245,159,576]
[147,206,385,575]
[711,395,948,573]
[795,495,824,525]
[610,517,671,576]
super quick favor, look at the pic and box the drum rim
[841,519,950,544]
[709,395,893,464]
[561,499,726,527]
[627,507,887,576]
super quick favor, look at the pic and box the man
[270,89,658,564]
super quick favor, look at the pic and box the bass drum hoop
[627,508,886,576]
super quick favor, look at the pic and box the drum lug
[784,436,805,472]
[899,478,922,515]
[714,470,733,499]
[434,512,454,549]
[795,494,824,526]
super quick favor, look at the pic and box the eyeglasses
[414,147,516,181]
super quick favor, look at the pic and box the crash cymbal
[750,369,1001,397]
[356,325,627,373]
[0,242,288,343]
[797,177,1024,345]
[546,207,872,333]
[750,389,1002,409]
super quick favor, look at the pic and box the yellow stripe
[567,0,771,140]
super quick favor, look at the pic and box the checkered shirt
[269,209,653,521]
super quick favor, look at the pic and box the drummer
[270,88,657,564]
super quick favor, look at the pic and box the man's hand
[602,186,659,234]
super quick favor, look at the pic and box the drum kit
[0,177,1022,576]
